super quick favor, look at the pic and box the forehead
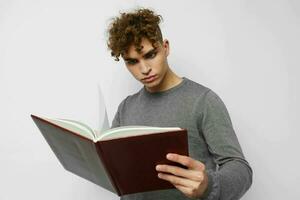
[123,38,160,59]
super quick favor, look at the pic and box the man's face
[122,37,170,92]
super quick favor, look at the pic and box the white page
[97,84,109,133]
[98,126,182,141]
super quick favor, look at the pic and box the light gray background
[0,0,299,199]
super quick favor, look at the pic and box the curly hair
[106,8,164,61]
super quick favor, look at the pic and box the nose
[140,61,151,75]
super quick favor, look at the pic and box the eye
[127,60,138,65]
[146,52,157,59]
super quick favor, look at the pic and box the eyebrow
[124,48,157,61]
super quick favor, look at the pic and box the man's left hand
[155,153,209,199]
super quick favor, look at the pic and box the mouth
[142,75,157,83]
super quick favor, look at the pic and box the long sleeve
[197,90,253,200]
[111,96,129,129]
[111,108,121,129]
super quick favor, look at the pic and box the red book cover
[31,114,189,196]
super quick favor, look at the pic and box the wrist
[199,171,212,199]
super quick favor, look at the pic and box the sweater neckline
[142,77,187,96]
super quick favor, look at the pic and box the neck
[145,68,183,93]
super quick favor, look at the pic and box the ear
[163,39,170,56]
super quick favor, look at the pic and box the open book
[31,114,188,196]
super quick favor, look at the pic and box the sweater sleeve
[111,110,120,129]
[197,90,253,200]
[111,96,129,129]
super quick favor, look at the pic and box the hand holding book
[31,114,189,196]
[156,153,209,199]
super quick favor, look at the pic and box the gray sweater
[111,77,253,200]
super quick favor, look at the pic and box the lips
[143,75,156,80]
[142,75,157,83]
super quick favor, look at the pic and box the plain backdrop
[1,0,299,199]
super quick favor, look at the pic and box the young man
[106,8,252,200]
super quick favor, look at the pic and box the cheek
[150,57,165,70]
[131,70,139,78]
[126,66,138,76]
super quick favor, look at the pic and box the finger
[166,153,205,171]
[156,164,205,182]
[173,184,191,195]
[158,172,197,188]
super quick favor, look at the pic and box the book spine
[94,142,122,196]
